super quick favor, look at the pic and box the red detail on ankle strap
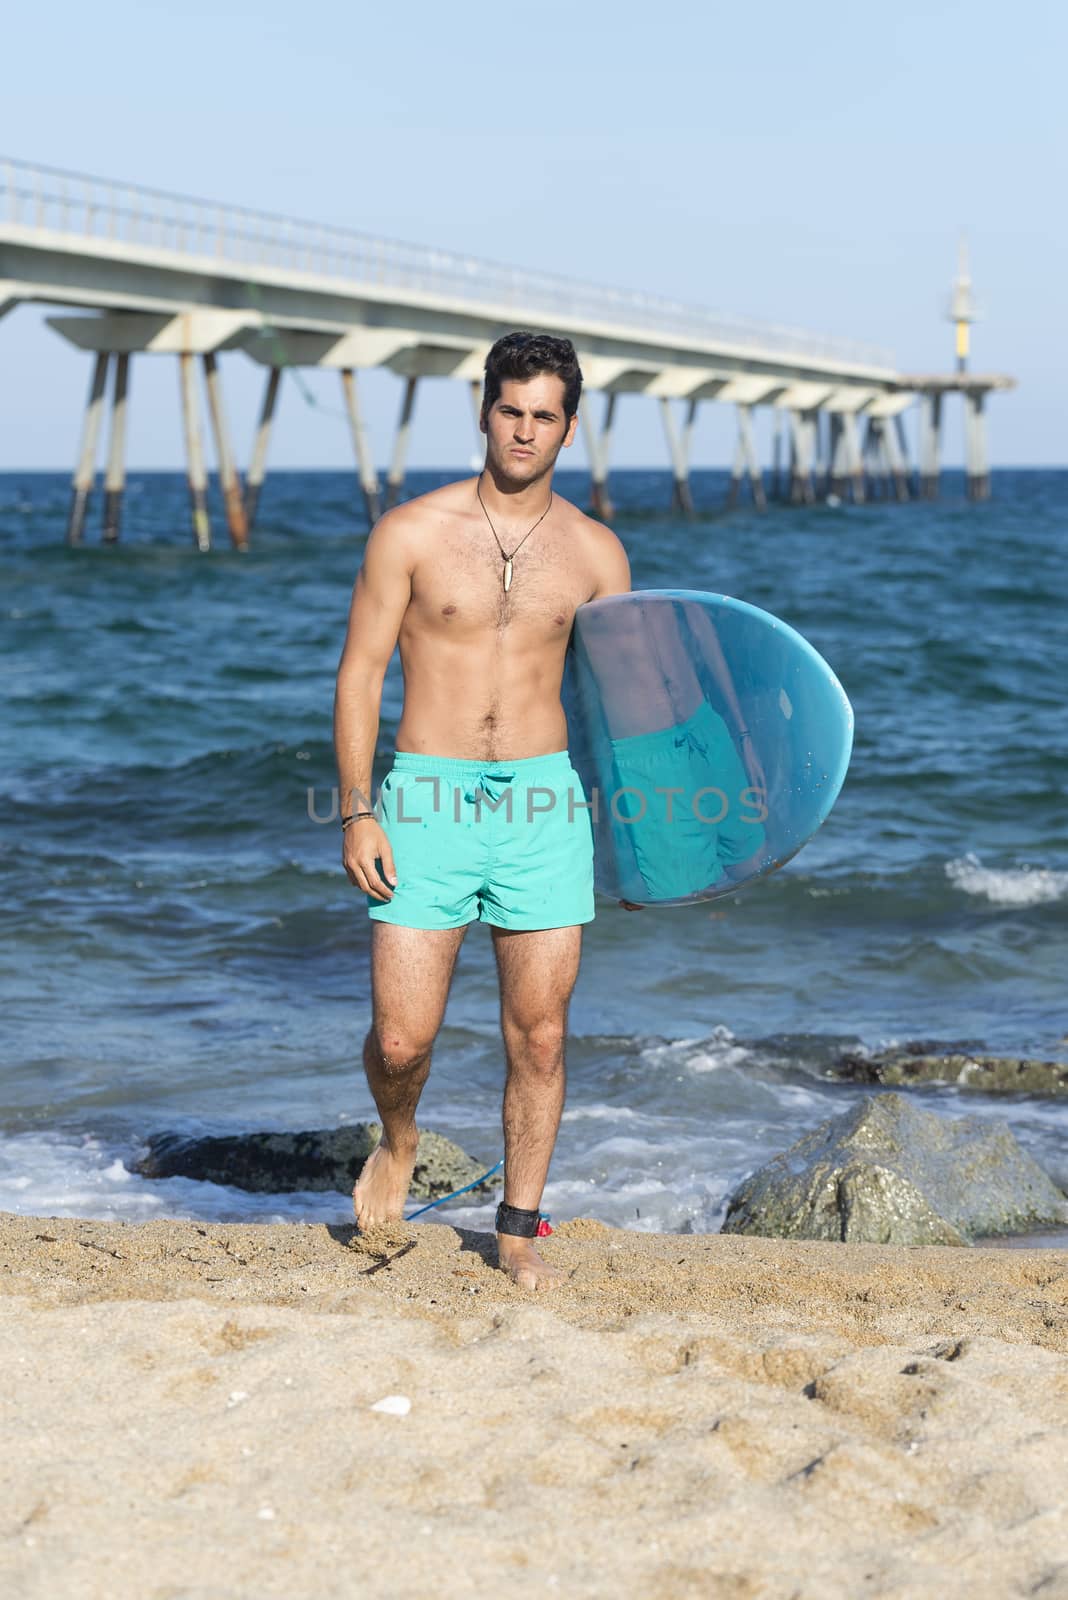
[536,1219,553,1237]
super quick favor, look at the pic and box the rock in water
[133,1124,492,1201]
[720,1092,1068,1246]
[830,1046,1068,1097]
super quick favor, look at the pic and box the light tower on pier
[948,235,978,375]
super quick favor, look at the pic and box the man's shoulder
[372,478,476,537]
[550,493,630,599]
[552,491,624,551]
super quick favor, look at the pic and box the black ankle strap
[495,1202,541,1238]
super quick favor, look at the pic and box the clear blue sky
[1,0,1063,471]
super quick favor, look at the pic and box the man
[333,332,630,1291]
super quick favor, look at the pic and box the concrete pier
[0,159,1021,536]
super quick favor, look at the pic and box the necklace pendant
[502,557,513,593]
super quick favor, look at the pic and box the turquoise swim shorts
[365,749,595,931]
[608,697,768,902]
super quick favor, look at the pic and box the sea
[2,467,1066,1243]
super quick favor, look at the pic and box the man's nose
[513,415,535,441]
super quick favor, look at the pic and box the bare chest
[408,526,591,639]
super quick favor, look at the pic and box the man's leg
[492,923,583,1290]
[353,920,468,1230]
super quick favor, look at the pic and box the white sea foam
[0,1130,354,1226]
[560,1104,647,1124]
[640,1025,753,1075]
[946,852,1068,908]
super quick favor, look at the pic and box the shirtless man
[334,332,630,1290]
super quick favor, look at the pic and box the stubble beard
[485,437,559,496]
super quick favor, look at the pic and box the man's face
[481,374,578,485]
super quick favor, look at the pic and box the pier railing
[1,155,896,369]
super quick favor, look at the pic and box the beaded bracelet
[341,811,376,830]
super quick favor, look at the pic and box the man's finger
[379,843,398,888]
[346,859,386,901]
[359,856,394,901]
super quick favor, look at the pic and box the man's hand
[343,818,398,901]
[740,735,768,811]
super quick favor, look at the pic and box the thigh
[491,924,584,1031]
[370,921,468,1045]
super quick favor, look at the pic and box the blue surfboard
[562,590,854,906]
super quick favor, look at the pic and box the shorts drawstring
[463,770,515,806]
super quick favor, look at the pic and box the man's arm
[588,523,631,600]
[333,509,415,900]
[582,523,643,910]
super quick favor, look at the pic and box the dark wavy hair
[482,331,583,421]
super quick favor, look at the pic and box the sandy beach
[2,1211,1067,1599]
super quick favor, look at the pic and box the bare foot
[352,1136,418,1232]
[497,1233,564,1292]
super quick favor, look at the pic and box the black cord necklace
[476,475,553,592]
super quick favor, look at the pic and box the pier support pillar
[862,418,883,500]
[246,366,281,532]
[178,352,212,552]
[919,393,943,499]
[772,411,784,500]
[385,376,418,511]
[102,352,131,542]
[841,414,865,503]
[726,404,766,509]
[881,417,910,502]
[786,410,815,504]
[202,352,249,549]
[828,412,866,503]
[468,379,484,443]
[828,414,846,498]
[964,391,990,501]
[659,396,694,514]
[682,397,700,502]
[341,368,382,525]
[895,415,915,499]
[581,393,616,520]
[812,410,829,499]
[67,351,110,546]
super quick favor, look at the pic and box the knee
[365,1025,433,1078]
[505,1017,566,1075]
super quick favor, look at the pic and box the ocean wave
[639,1025,754,1074]
[946,853,1068,908]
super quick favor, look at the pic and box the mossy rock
[133,1124,493,1200]
[721,1092,1068,1246]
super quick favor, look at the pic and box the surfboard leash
[404,1157,554,1234]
